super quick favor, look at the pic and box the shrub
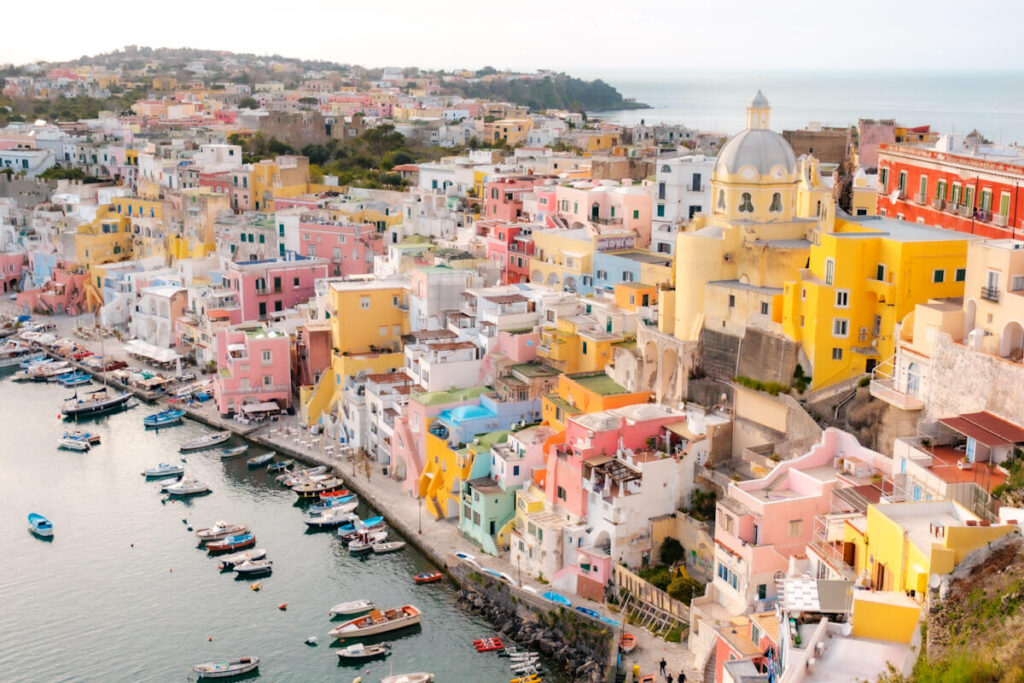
[734,375,789,396]
[664,625,684,643]
[858,376,871,387]
[659,537,685,566]
[667,573,705,605]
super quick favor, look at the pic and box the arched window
[661,165,671,173]
[769,192,783,213]
[739,192,754,213]
[717,190,726,211]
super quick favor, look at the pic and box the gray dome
[714,128,796,177]
[750,89,769,108]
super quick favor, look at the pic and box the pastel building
[222,256,328,322]
[403,338,482,392]
[483,176,536,221]
[132,285,187,349]
[213,326,292,417]
[554,180,653,248]
[297,218,384,277]
[484,221,535,285]
[651,154,715,255]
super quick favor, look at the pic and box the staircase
[702,650,716,683]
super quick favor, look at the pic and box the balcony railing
[914,193,926,204]
[932,198,946,210]
[994,213,1009,227]
[869,378,924,411]
[981,286,1000,302]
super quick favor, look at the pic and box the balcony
[978,209,993,223]
[932,198,946,211]
[591,216,623,226]
[914,193,926,205]
[869,378,924,411]
[958,205,974,218]
[994,213,1009,227]
[981,286,1000,302]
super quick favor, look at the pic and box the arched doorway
[1001,321,1024,360]
[964,299,977,339]
[563,276,577,293]
[546,273,559,287]
[531,269,543,283]
[660,347,679,400]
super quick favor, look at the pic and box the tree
[298,96,318,105]
[659,537,685,567]
[238,96,259,109]
[267,137,293,156]
[301,144,330,166]
[667,571,705,605]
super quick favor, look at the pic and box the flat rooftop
[803,635,911,683]
[510,362,559,378]
[568,372,628,396]
[840,215,977,243]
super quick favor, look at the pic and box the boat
[574,606,601,619]
[339,521,386,545]
[308,495,357,513]
[190,656,259,679]
[179,431,232,452]
[58,435,90,451]
[348,530,388,555]
[328,605,422,640]
[600,615,621,627]
[163,477,211,496]
[319,488,352,499]
[234,559,273,576]
[304,507,357,528]
[371,541,406,554]
[328,599,375,618]
[413,571,443,584]
[217,548,267,570]
[275,465,326,485]
[0,340,33,367]
[143,408,186,428]
[61,387,133,419]
[509,675,541,683]
[336,642,391,661]
[246,452,275,468]
[141,463,185,478]
[206,534,256,554]
[27,513,53,537]
[195,521,250,543]
[59,372,92,387]
[63,429,101,444]
[218,445,249,459]
[381,674,434,683]
[33,360,71,380]
[337,515,384,535]
[293,476,345,498]
[474,637,505,652]
[266,459,293,473]
[541,591,571,607]
[619,633,637,653]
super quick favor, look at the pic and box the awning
[938,413,1024,448]
[241,401,281,414]
[665,420,700,440]
[123,339,182,363]
[584,454,614,467]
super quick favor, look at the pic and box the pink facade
[493,329,540,363]
[223,257,328,323]
[199,172,232,195]
[483,177,536,222]
[16,268,88,315]
[0,252,25,293]
[213,327,292,416]
[298,220,384,277]
[555,183,653,247]
[532,187,557,223]
[484,221,535,285]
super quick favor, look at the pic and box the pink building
[554,182,653,247]
[297,219,384,277]
[0,252,25,293]
[222,256,328,322]
[483,176,536,222]
[213,326,292,417]
[484,221,535,285]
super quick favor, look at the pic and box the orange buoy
[208,636,213,641]
[278,603,287,610]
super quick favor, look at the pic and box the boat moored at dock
[179,431,232,452]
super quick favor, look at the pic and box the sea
[584,70,1024,146]
[0,376,558,682]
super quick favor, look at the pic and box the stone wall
[924,334,1024,423]
[736,327,800,387]
[781,128,852,165]
[687,377,733,409]
[0,176,55,209]
[608,345,640,392]
[698,328,740,381]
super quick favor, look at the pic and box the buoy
[57,414,61,419]
[182,519,188,524]
[278,603,287,611]
[169,568,173,572]
[304,636,318,646]
[208,636,213,642]
[186,527,193,531]
[130,543,134,548]
[251,581,262,591]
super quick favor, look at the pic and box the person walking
[667,674,674,683]
[679,671,687,683]
[659,658,667,676]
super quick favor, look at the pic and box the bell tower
[746,90,770,130]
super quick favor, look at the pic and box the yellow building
[781,215,972,390]
[541,372,650,433]
[850,591,921,644]
[75,210,132,267]
[250,156,311,211]
[419,429,507,519]
[169,189,231,260]
[486,118,533,146]
[843,501,1012,595]
[850,167,879,217]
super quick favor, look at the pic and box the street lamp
[418,497,423,534]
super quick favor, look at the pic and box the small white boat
[336,642,391,661]
[196,521,250,543]
[329,605,422,639]
[191,656,259,679]
[371,541,406,555]
[217,548,267,570]
[348,530,388,555]
[381,674,434,683]
[329,599,375,618]
[234,559,273,576]
[28,513,53,538]
[276,465,327,485]
[303,507,357,528]
[218,445,249,459]
[163,477,210,496]
[293,476,345,498]
[58,436,90,451]
[141,463,184,478]
[246,451,275,468]
[179,431,232,452]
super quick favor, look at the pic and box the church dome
[714,128,797,178]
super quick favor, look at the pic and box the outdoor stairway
[618,591,686,636]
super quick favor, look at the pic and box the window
[835,290,849,308]
[825,258,835,286]
[1012,275,1024,291]
[728,294,735,308]
[622,271,634,282]
[879,167,889,190]
[955,268,966,283]
[262,375,273,387]
[832,347,843,361]
[936,180,947,201]
[661,164,671,173]
[933,269,945,283]
[738,192,754,213]
[800,315,805,327]
[633,209,639,219]
[760,301,769,315]
[720,514,734,534]
[261,350,272,364]
[656,204,665,217]
[658,182,666,200]
[769,192,783,213]
[876,264,885,281]
[582,275,592,286]
[833,318,849,337]
[360,296,370,309]
[717,190,725,211]
[919,175,928,199]
[897,170,907,192]
[717,562,738,590]
[596,270,607,280]
[801,287,806,300]
[1000,192,1011,217]
[379,326,387,336]
[557,486,566,501]
[582,341,588,354]
[788,520,802,537]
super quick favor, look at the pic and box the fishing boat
[58,435,90,451]
[27,513,53,538]
[32,360,71,380]
[541,591,571,607]
[275,465,327,485]
[319,488,352,499]
[574,606,601,619]
[206,533,256,554]
[0,340,33,367]
[179,431,232,452]
[61,387,132,419]
[293,476,345,499]
[413,571,443,584]
[329,605,422,640]
[246,452,275,468]
[141,463,185,478]
[308,495,357,513]
[382,674,434,683]
[339,523,386,545]
[163,477,211,496]
[218,444,249,459]
[190,656,259,679]
[337,515,384,534]
[143,408,186,428]
[59,372,92,387]
[195,521,250,543]
[336,642,391,662]
[266,459,293,473]
[303,506,357,528]
[618,633,636,653]
[348,530,388,555]
[371,541,406,555]
[233,559,273,576]
[217,548,267,570]
[64,430,101,444]
[328,599,375,618]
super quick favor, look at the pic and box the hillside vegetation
[446,73,646,112]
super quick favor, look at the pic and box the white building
[651,154,715,255]
[404,339,481,392]
[0,148,56,177]
[132,285,187,349]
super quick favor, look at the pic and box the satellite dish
[929,574,941,590]
[840,623,852,637]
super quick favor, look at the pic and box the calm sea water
[0,376,543,682]
[585,70,1024,145]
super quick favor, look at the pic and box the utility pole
[418,497,422,534]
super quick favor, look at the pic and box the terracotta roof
[408,329,457,341]
[484,294,529,304]
[938,411,1024,447]
[366,372,413,384]
[427,341,477,351]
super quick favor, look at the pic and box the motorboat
[27,513,53,538]
[206,534,256,554]
[329,605,422,639]
[58,372,92,387]
[308,497,358,517]
[336,642,390,662]
[371,541,406,555]
[276,465,327,485]
[217,548,267,570]
[143,409,186,428]
[542,591,571,607]
[218,445,249,459]
[293,476,345,499]
[63,430,101,445]
[61,387,132,419]
[337,515,384,534]
[58,435,90,451]
[141,463,185,478]
[266,459,293,473]
[413,571,443,584]
[574,606,601,619]
[233,559,273,576]
[246,452,275,468]
[348,530,388,555]
[619,633,637,653]
[0,340,33,367]
[32,360,71,380]
[319,488,352,499]
[195,521,250,543]
[190,656,259,679]
[179,431,232,452]
[328,599,375,618]
[309,494,356,511]
[380,673,434,683]
[303,507,357,528]
[163,477,211,496]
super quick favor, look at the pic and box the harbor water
[0,376,553,682]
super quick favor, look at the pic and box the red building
[198,172,232,196]
[876,139,1024,239]
[484,221,536,285]
[483,176,536,222]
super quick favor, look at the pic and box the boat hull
[329,606,422,639]
[179,432,232,452]
[62,393,132,419]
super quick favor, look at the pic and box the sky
[2,0,1021,74]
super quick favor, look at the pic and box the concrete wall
[699,328,741,381]
[736,327,800,386]
[924,333,1024,423]
[782,128,851,165]
[0,176,55,208]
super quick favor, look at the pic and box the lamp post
[418,496,423,534]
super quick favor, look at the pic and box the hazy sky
[2,0,1020,74]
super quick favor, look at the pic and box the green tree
[301,144,330,166]
[267,138,293,155]
[238,96,259,109]
[667,572,705,605]
[659,537,685,567]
